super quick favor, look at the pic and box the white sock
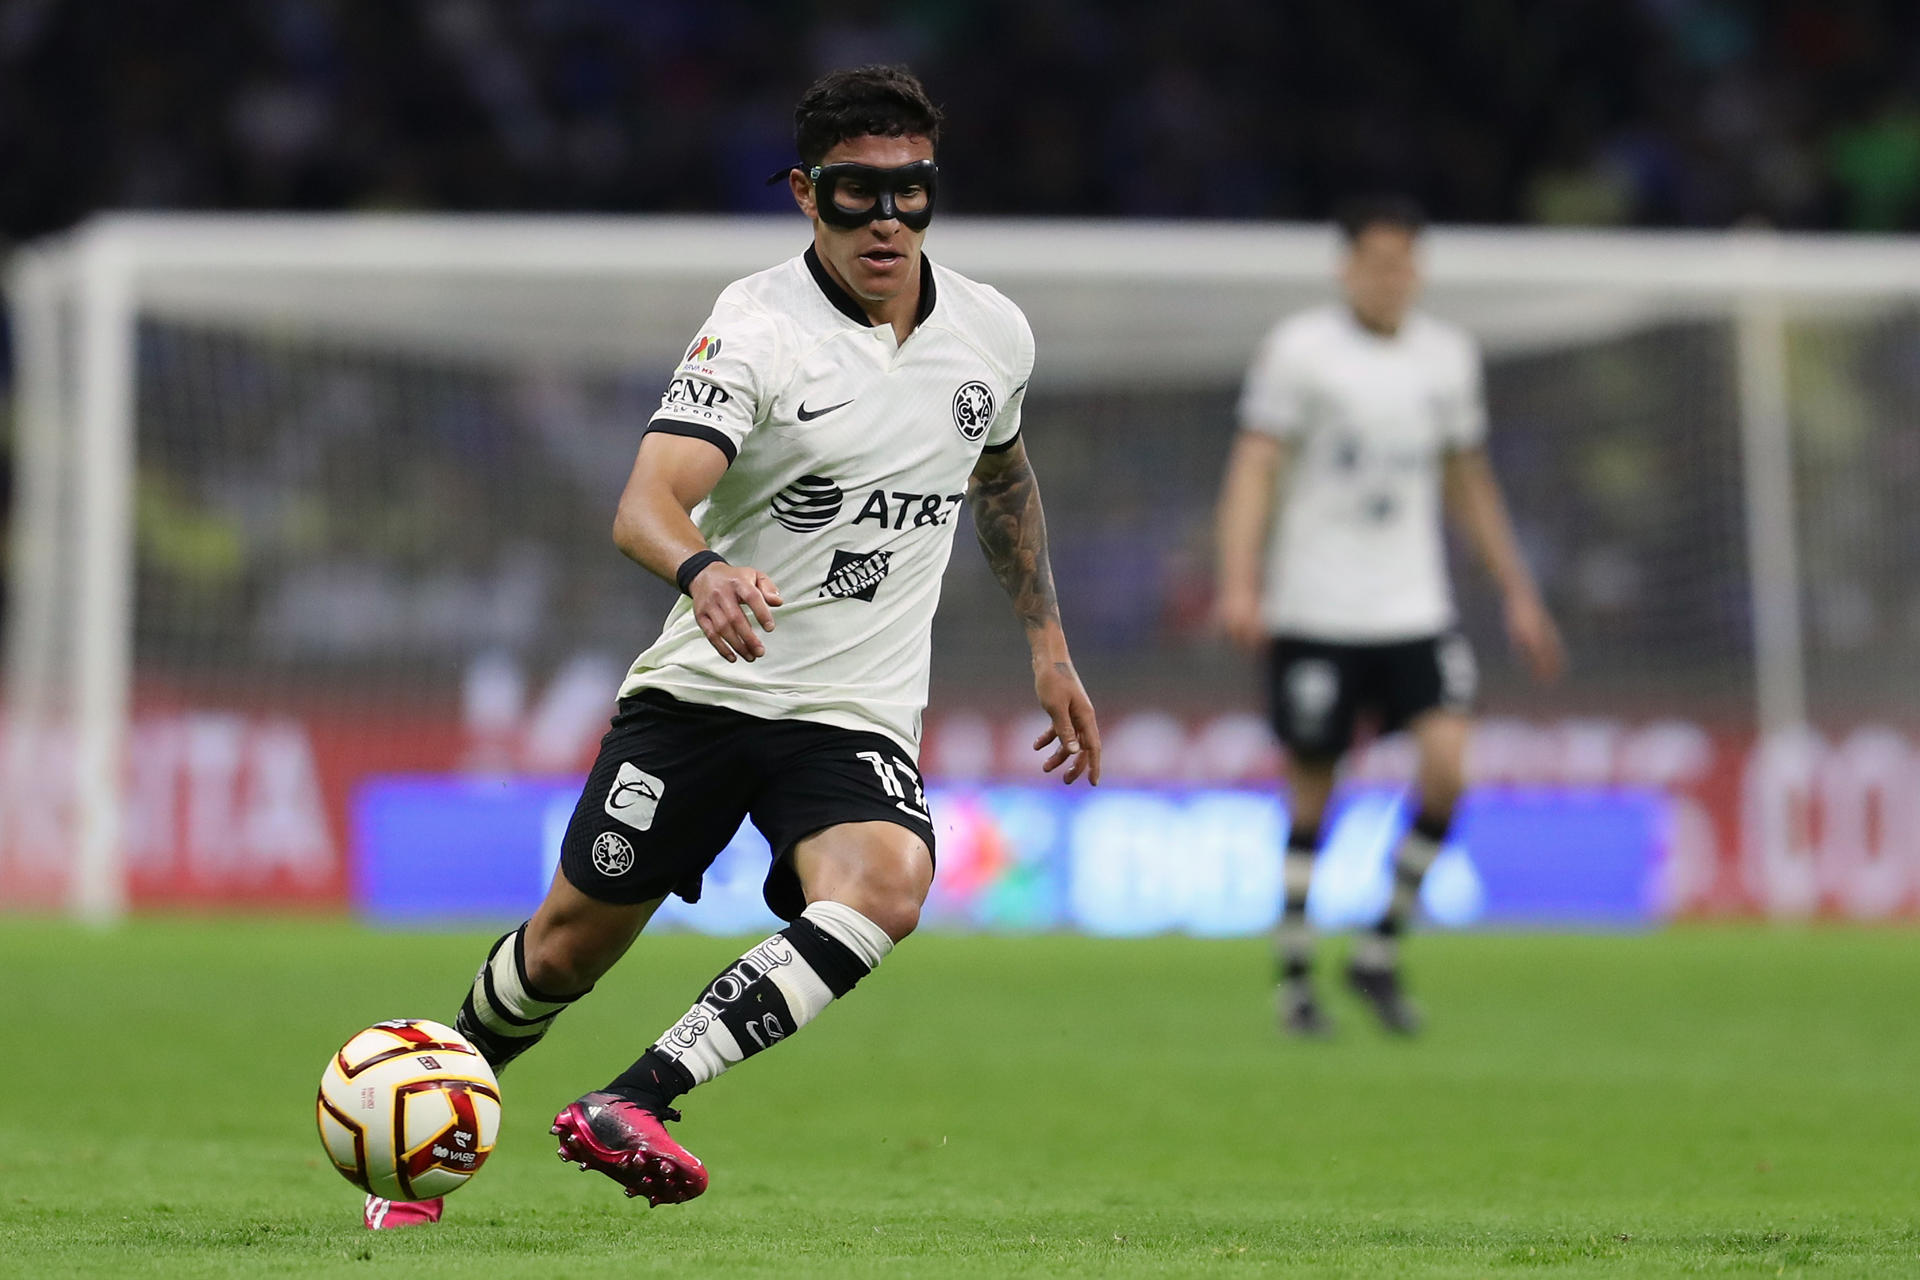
[626,901,895,1095]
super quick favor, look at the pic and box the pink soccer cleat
[363,1194,444,1229]
[549,1091,709,1206]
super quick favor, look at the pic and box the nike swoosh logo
[796,399,854,421]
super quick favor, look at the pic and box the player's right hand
[1216,583,1266,654]
[691,565,783,662]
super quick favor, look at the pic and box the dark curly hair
[794,65,943,167]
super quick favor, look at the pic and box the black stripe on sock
[459,989,554,1039]
[716,975,797,1057]
[1379,860,1426,934]
[608,1048,697,1108]
[457,1000,533,1071]
[1282,853,1315,916]
[512,926,586,1005]
[478,962,561,1029]
[782,917,871,998]
[458,994,497,1043]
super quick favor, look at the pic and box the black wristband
[675,550,728,595]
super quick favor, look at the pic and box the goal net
[7,217,1918,918]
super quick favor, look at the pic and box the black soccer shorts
[556,690,938,920]
[1266,631,1477,762]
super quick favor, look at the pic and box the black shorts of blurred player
[1268,630,1476,849]
[558,691,938,922]
[1266,631,1476,1031]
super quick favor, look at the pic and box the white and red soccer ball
[316,1019,501,1201]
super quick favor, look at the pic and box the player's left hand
[1032,659,1101,785]
[1506,590,1565,684]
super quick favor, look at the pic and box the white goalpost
[8,214,1920,920]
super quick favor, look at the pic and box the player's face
[793,133,935,304]
[1341,225,1422,334]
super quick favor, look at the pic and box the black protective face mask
[791,160,939,231]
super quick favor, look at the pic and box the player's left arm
[969,437,1102,785]
[1441,446,1565,683]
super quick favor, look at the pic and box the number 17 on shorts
[856,750,931,822]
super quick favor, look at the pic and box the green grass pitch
[3,920,1917,1277]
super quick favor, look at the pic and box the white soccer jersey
[621,247,1033,753]
[1237,304,1486,642]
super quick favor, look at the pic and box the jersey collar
[804,245,938,331]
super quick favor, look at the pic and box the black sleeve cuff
[644,419,739,465]
[980,429,1022,455]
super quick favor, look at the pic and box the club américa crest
[591,831,635,876]
[952,381,995,442]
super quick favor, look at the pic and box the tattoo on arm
[969,447,1061,635]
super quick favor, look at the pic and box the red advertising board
[3,705,1916,919]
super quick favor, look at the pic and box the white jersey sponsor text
[623,249,1032,752]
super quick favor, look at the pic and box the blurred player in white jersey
[362,65,1101,1229]
[1214,196,1561,1037]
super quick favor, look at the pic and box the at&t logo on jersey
[952,381,995,442]
[770,475,844,532]
[821,549,892,602]
[851,488,965,529]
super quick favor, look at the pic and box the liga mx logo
[684,334,722,365]
[952,381,995,442]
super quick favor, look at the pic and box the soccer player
[362,65,1101,1229]
[1213,196,1562,1038]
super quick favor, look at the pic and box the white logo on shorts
[855,749,932,822]
[591,831,636,877]
[604,762,665,831]
[1438,634,1479,706]
[1286,658,1340,733]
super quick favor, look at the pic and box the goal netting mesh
[7,217,1918,915]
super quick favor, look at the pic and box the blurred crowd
[4,0,1916,729]
[120,306,1919,723]
[6,0,1920,241]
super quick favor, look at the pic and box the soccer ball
[316,1018,501,1201]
